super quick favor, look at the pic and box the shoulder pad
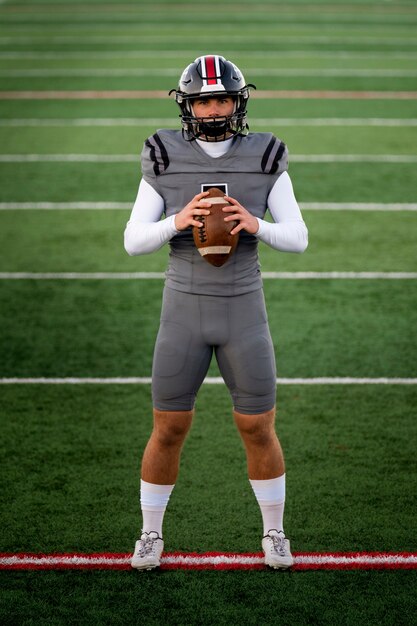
[261,135,288,175]
[143,132,170,176]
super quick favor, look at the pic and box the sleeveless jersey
[141,130,288,296]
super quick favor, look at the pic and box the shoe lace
[270,532,287,556]
[137,533,159,557]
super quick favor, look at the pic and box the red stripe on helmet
[205,56,217,85]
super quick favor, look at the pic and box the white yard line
[261,272,417,279]
[0,51,416,60]
[292,155,417,163]
[0,153,416,163]
[1,68,417,78]
[0,50,417,58]
[0,35,416,44]
[1,118,416,127]
[1,90,416,100]
[1,202,416,211]
[0,272,416,280]
[0,154,138,162]
[247,118,417,127]
[0,202,132,209]
[299,203,417,211]
[1,377,416,385]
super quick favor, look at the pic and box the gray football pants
[152,287,277,414]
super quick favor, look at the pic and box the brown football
[192,187,239,267]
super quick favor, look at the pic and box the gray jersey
[141,130,288,296]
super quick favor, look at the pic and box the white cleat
[262,529,294,570]
[131,531,164,570]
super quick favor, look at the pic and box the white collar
[196,136,234,158]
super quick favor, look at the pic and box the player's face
[192,96,235,119]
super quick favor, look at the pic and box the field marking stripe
[1,51,416,60]
[1,154,416,164]
[292,155,417,163]
[1,202,416,211]
[0,154,139,162]
[1,118,417,127]
[0,202,134,209]
[1,90,417,100]
[1,378,416,385]
[3,69,417,78]
[0,35,416,44]
[0,552,416,571]
[300,203,417,211]
[0,272,416,280]
[1,33,417,43]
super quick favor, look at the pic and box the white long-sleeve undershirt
[124,141,308,256]
[124,180,178,255]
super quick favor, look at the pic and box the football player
[125,55,308,570]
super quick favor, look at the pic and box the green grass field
[1,0,417,624]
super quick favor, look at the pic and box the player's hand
[223,196,259,235]
[174,191,212,231]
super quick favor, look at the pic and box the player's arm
[222,173,308,253]
[124,179,179,256]
[256,172,308,253]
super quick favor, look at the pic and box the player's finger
[191,219,205,228]
[223,212,241,222]
[222,205,239,213]
[195,191,210,201]
[230,223,244,235]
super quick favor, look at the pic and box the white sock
[140,479,175,537]
[249,474,286,536]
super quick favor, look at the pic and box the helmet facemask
[181,97,246,142]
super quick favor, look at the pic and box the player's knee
[152,409,193,447]
[234,408,276,446]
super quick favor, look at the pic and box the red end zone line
[1,90,417,100]
[1,552,416,571]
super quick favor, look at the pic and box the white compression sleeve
[256,172,308,253]
[124,179,178,256]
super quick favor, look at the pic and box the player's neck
[196,136,234,158]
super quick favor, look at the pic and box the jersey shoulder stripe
[145,132,170,176]
[261,136,286,174]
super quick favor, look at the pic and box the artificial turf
[1,0,416,623]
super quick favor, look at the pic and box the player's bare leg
[234,407,294,569]
[233,407,284,480]
[141,409,194,485]
[132,409,193,570]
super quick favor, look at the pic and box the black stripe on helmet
[145,133,170,176]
